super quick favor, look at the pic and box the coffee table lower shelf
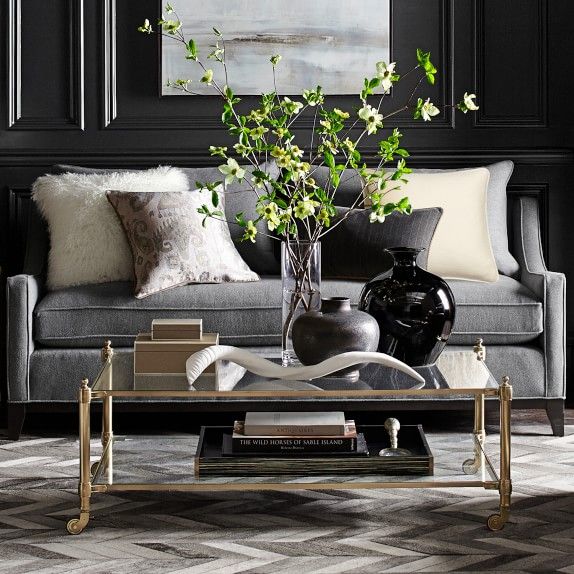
[67,429,507,534]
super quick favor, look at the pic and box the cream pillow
[366,168,497,282]
[32,166,189,290]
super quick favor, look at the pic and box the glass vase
[281,240,321,366]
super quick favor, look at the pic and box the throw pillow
[32,166,188,290]
[404,161,517,276]
[106,188,259,298]
[321,207,443,280]
[366,167,497,282]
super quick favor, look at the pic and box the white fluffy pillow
[32,166,189,290]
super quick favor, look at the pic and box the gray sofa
[6,166,566,439]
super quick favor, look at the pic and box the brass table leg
[463,394,485,475]
[102,394,113,483]
[98,340,114,482]
[67,379,92,535]
[488,376,512,531]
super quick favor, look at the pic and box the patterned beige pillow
[106,188,259,298]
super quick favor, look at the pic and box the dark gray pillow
[311,161,517,277]
[321,207,443,280]
[54,163,281,276]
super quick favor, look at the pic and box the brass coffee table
[67,339,512,534]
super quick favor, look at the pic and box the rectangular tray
[195,424,433,477]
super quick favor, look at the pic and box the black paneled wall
[1,0,573,409]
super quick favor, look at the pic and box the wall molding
[507,182,549,260]
[7,187,32,273]
[103,0,455,131]
[0,148,571,167]
[102,0,117,128]
[387,0,454,129]
[7,0,84,131]
[473,0,548,128]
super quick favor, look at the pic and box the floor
[0,410,572,574]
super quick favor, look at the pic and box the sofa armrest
[514,196,566,399]
[6,274,42,402]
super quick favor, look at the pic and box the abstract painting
[161,0,390,95]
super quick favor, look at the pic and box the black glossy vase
[359,247,455,367]
[292,297,380,379]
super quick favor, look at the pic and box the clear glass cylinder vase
[281,240,321,366]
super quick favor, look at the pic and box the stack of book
[230,412,365,456]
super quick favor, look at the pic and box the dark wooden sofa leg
[7,404,26,441]
[546,399,565,437]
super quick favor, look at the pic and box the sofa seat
[34,275,542,348]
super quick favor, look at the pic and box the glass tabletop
[91,349,499,399]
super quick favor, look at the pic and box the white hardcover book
[244,411,346,436]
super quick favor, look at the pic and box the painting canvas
[161,0,390,95]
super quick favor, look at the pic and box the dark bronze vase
[359,247,455,367]
[292,297,380,379]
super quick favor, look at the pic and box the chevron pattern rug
[0,417,573,574]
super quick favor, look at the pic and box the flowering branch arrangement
[139,6,478,359]
[139,8,477,243]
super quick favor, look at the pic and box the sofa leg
[7,404,26,441]
[546,400,564,437]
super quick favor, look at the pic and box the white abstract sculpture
[186,345,425,387]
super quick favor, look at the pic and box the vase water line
[281,241,321,366]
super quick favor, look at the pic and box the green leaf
[185,39,197,60]
[213,27,222,36]
[235,212,246,227]
[398,197,410,210]
[323,150,335,169]
[211,189,219,208]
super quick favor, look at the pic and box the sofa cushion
[34,275,542,348]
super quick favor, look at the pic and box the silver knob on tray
[379,417,412,457]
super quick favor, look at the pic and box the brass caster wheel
[67,518,85,535]
[487,514,506,531]
[462,458,479,475]
[66,512,90,535]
